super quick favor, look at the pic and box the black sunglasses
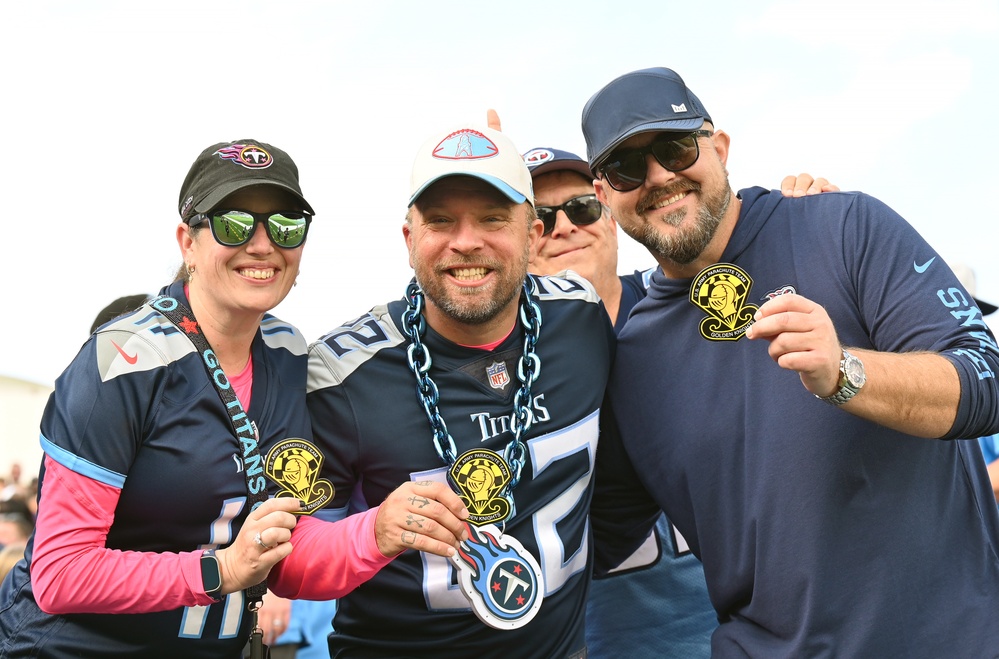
[598,130,713,192]
[190,209,312,249]
[536,194,603,236]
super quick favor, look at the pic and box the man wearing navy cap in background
[584,66,999,656]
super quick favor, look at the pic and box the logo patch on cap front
[215,144,273,169]
[522,148,555,169]
[432,129,498,161]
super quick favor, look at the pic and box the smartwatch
[200,549,223,601]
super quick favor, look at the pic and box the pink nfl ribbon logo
[486,361,510,390]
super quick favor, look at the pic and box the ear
[710,129,731,167]
[527,206,544,262]
[402,221,415,269]
[593,177,610,206]
[177,222,195,267]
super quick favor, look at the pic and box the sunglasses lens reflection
[208,211,310,248]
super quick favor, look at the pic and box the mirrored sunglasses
[598,130,713,192]
[191,210,312,249]
[536,194,603,236]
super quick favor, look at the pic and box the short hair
[90,294,153,334]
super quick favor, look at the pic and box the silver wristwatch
[817,349,866,406]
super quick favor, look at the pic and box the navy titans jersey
[611,188,999,657]
[0,280,312,659]
[307,273,629,658]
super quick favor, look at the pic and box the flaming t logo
[450,522,544,630]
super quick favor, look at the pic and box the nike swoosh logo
[110,340,138,364]
[914,257,936,273]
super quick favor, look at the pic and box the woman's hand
[215,497,301,596]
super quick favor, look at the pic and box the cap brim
[528,159,594,181]
[590,118,705,168]
[193,179,315,218]
[975,297,998,316]
[408,173,528,207]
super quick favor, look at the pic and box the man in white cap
[304,124,653,657]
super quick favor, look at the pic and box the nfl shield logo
[486,361,510,390]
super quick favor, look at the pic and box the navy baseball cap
[581,67,713,170]
[522,147,593,182]
[178,139,315,222]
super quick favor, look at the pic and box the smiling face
[178,184,307,323]
[404,176,541,344]
[594,126,736,277]
[531,170,618,283]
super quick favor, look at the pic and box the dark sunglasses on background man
[536,194,603,236]
[190,209,312,249]
[598,129,713,192]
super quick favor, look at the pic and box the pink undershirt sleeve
[268,508,395,600]
[31,455,216,615]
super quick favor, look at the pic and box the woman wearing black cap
[0,140,467,659]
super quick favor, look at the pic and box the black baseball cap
[178,139,315,222]
[582,67,713,171]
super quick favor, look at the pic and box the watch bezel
[200,549,223,601]
[843,352,866,388]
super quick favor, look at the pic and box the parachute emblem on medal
[449,448,513,526]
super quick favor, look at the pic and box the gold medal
[449,448,512,526]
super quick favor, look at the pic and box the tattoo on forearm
[408,495,430,508]
[406,514,425,528]
[402,531,417,545]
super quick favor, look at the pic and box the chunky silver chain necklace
[402,278,542,507]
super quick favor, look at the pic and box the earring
[186,263,196,279]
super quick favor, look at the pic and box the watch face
[844,355,866,388]
[201,552,222,594]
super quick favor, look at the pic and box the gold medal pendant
[450,522,544,630]
[449,448,513,526]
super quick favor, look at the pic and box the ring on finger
[253,531,273,550]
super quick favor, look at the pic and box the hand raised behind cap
[486,109,502,131]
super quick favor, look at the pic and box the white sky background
[2,0,997,394]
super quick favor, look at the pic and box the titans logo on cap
[522,148,555,169]
[432,129,499,161]
[689,263,758,342]
[215,144,273,169]
[264,438,334,514]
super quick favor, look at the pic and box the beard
[623,178,732,265]
[414,245,529,326]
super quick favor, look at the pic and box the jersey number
[178,497,247,640]
[422,414,599,611]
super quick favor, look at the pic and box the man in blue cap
[522,142,837,658]
[584,66,999,657]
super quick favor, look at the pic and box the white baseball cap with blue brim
[409,125,534,208]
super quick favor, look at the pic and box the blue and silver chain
[402,278,543,492]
